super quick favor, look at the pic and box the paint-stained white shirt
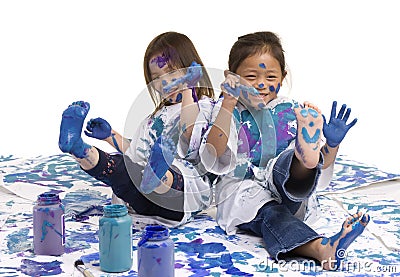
[123,96,217,227]
[199,96,333,235]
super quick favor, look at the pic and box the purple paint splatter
[151,53,169,68]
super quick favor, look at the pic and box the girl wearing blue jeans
[200,31,369,270]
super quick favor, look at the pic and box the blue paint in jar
[99,204,132,273]
[138,225,174,277]
[33,193,65,256]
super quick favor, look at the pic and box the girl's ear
[281,70,287,83]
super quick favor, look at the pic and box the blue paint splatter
[301,127,321,144]
[308,108,318,118]
[62,189,109,220]
[176,239,253,276]
[151,116,165,138]
[258,103,265,109]
[6,200,14,206]
[2,154,107,189]
[170,226,200,236]
[269,85,275,92]
[205,226,226,235]
[259,63,266,69]
[81,252,100,264]
[373,220,390,224]
[6,228,33,254]
[65,230,98,253]
[140,135,177,194]
[176,93,183,102]
[19,259,63,276]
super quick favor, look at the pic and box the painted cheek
[269,85,275,92]
[276,83,281,93]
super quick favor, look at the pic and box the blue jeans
[238,149,323,260]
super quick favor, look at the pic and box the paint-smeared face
[149,53,185,103]
[236,52,284,105]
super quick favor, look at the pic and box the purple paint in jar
[138,225,174,277]
[33,193,65,256]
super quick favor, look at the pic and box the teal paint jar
[138,225,174,277]
[99,204,132,272]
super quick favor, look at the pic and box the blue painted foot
[59,101,91,158]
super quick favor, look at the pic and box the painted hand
[185,61,203,87]
[323,101,357,147]
[221,71,262,109]
[221,72,242,98]
[163,61,203,93]
[140,135,177,194]
[84,117,112,140]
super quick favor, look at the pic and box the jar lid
[37,192,61,204]
[138,225,169,247]
[103,204,128,217]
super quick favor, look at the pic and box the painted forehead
[259,63,267,69]
[150,53,169,69]
[256,61,280,73]
[248,51,281,69]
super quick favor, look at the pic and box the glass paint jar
[33,192,65,255]
[138,225,174,277]
[99,204,132,272]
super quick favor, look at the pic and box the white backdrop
[1,0,399,173]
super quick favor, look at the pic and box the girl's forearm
[105,130,129,153]
[180,89,199,140]
[321,143,339,169]
[206,99,236,157]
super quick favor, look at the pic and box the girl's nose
[257,83,265,89]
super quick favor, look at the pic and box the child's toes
[360,214,370,226]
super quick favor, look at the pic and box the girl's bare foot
[294,104,323,169]
[319,211,370,270]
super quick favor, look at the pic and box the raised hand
[220,71,242,99]
[163,61,203,93]
[323,101,357,147]
[84,117,112,140]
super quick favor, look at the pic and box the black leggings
[83,148,184,221]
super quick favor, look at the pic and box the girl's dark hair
[228,31,286,77]
[143,31,214,114]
